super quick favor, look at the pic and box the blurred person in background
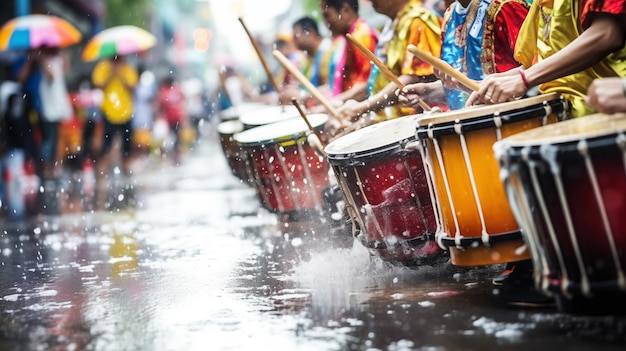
[335,0,443,128]
[320,0,379,104]
[91,55,138,179]
[132,65,157,158]
[156,75,187,165]
[278,16,331,107]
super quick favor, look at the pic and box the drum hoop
[235,120,327,147]
[504,134,621,163]
[437,230,523,248]
[416,98,566,140]
[356,230,437,250]
[544,277,626,296]
[326,136,415,166]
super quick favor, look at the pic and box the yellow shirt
[371,0,442,121]
[515,0,626,117]
[92,60,138,124]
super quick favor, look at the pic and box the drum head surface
[217,120,244,134]
[498,113,626,147]
[325,115,421,155]
[234,114,328,145]
[220,103,268,121]
[239,105,300,126]
[417,92,561,126]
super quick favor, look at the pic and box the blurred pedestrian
[91,55,138,178]
[132,65,157,157]
[15,46,72,181]
[156,75,187,164]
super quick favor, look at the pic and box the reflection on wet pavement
[0,131,625,351]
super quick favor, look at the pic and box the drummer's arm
[522,15,625,91]
[339,74,426,119]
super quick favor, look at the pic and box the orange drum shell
[425,114,559,266]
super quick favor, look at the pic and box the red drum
[238,105,300,130]
[495,113,626,309]
[324,115,443,267]
[217,119,250,182]
[416,93,569,266]
[234,114,330,214]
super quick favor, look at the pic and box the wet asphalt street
[1,127,626,351]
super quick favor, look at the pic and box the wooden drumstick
[346,33,432,112]
[272,49,343,125]
[238,17,282,94]
[407,44,480,92]
[291,98,326,153]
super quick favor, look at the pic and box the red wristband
[519,68,530,90]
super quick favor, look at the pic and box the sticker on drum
[234,114,330,214]
[416,92,570,266]
[325,115,445,267]
[495,113,626,300]
[238,105,300,129]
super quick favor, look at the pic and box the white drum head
[220,103,268,121]
[324,114,421,155]
[239,105,300,127]
[234,114,328,146]
[217,120,244,135]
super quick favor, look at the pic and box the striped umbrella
[82,25,156,61]
[0,14,82,51]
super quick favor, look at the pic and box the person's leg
[39,120,60,179]
[121,120,133,176]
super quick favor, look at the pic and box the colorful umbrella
[82,25,157,61]
[0,14,82,51]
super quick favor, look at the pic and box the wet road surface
[1,129,625,351]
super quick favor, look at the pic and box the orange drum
[217,119,249,182]
[416,93,569,266]
[495,113,626,310]
[234,114,330,215]
[325,115,443,267]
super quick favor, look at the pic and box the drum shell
[217,120,249,182]
[417,95,567,266]
[499,131,626,298]
[235,114,331,214]
[241,138,329,213]
[327,133,441,265]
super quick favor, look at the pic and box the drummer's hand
[434,67,465,92]
[472,69,527,105]
[585,77,626,114]
[399,83,427,109]
[337,99,364,121]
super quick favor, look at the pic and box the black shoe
[495,259,555,308]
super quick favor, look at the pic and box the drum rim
[416,95,567,139]
[437,230,523,248]
[238,105,300,126]
[417,92,562,126]
[234,113,328,146]
[496,112,626,148]
[217,119,244,134]
[219,103,270,121]
[325,115,420,165]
